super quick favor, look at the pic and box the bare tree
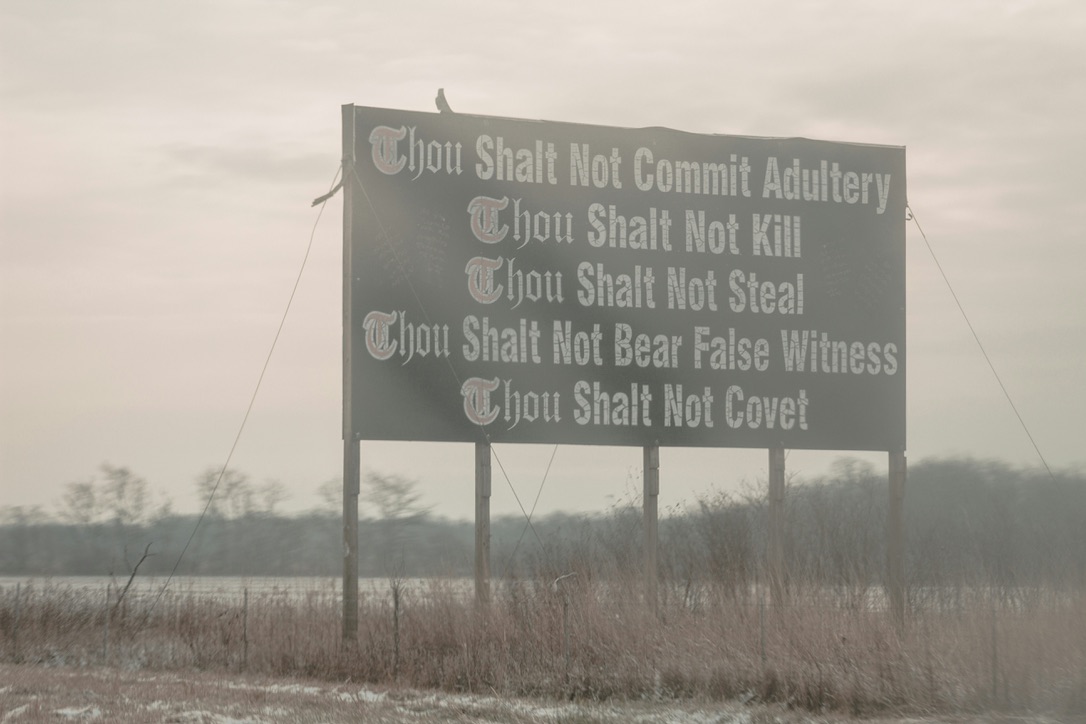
[316,477,341,514]
[257,480,288,516]
[100,464,149,528]
[59,479,99,525]
[195,466,253,519]
[365,472,431,573]
[366,472,431,522]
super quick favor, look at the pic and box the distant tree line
[1,458,1084,596]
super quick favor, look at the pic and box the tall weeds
[2,576,1084,717]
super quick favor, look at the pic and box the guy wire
[908,203,1056,482]
[136,165,344,631]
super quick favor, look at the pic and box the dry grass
[2,578,1084,719]
[3,662,987,724]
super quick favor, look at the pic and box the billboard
[346,106,905,451]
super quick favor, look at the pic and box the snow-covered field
[0,664,1064,723]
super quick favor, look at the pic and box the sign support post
[643,443,659,616]
[341,103,359,642]
[768,447,786,605]
[888,450,907,628]
[475,441,491,606]
[343,439,359,640]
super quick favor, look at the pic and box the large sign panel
[347,106,905,451]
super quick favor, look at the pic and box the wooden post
[12,582,21,662]
[475,441,492,606]
[990,599,998,703]
[392,582,402,680]
[242,587,249,671]
[768,446,786,606]
[887,449,906,628]
[562,587,571,691]
[759,592,767,668]
[103,583,110,662]
[342,103,360,643]
[643,443,659,615]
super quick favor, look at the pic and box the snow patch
[1,705,29,723]
[254,683,323,696]
[333,688,385,703]
[357,689,386,703]
[259,707,291,717]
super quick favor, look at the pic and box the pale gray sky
[2,0,1084,520]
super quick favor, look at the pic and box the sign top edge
[346,104,907,153]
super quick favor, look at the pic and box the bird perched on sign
[435,88,453,114]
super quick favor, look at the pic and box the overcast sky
[2,0,1084,521]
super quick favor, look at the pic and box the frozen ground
[0,664,1070,723]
